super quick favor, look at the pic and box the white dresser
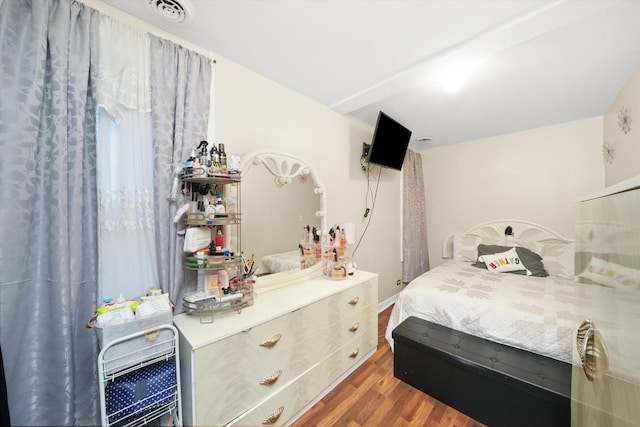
[173,270,378,426]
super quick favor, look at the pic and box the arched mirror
[240,150,327,289]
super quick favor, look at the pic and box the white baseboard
[378,293,398,313]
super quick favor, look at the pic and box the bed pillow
[478,247,528,274]
[512,240,574,278]
[451,233,505,263]
[474,244,549,277]
[576,256,640,290]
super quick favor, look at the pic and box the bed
[385,220,584,425]
[258,249,302,274]
[385,219,586,365]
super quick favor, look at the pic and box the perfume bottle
[210,145,220,172]
[197,140,210,169]
[185,148,196,175]
[218,143,227,171]
[215,228,225,249]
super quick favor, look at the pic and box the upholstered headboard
[442,219,573,259]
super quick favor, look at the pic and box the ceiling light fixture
[434,58,484,93]
[147,0,194,25]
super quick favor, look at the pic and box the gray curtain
[0,1,100,425]
[402,149,430,282]
[149,36,212,312]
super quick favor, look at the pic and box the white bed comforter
[259,250,301,274]
[386,260,591,364]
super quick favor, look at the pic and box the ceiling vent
[147,0,194,25]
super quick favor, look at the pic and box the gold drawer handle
[262,405,284,424]
[348,322,360,332]
[259,333,282,348]
[348,296,359,306]
[576,319,609,382]
[349,348,360,358]
[260,369,283,386]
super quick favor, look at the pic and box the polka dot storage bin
[105,358,177,425]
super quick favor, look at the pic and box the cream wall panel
[420,117,604,268]
[214,56,402,302]
[603,67,640,186]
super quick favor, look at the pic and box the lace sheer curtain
[402,149,430,282]
[0,1,100,425]
[96,16,159,300]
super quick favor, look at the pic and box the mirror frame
[240,149,327,291]
[241,149,327,235]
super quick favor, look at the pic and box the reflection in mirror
[241,151,326,277]
[575,185,640,287]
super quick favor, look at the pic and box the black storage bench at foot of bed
[392,316,571,427]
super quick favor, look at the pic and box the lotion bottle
[215,193,226,214]
[205,199,216,220]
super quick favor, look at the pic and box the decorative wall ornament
[602,141,615,164]
[618,106,631,134]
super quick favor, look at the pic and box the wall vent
[147,0,194,25]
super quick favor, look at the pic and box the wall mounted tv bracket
[361,142,371,171]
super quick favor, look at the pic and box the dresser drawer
[325,277,377,319]
[192,288,377,425]
[192,306,321,424]
[327,302,377,349]
[227,331,378,426]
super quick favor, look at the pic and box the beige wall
[215,56,403,302]
[603,67,640,186]
[419,117,605,269]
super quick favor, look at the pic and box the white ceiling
[99,0,640,149]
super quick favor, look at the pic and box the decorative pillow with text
[474,244,548,277]
[478,247,528,274]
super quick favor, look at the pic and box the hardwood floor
[291,305,486,427]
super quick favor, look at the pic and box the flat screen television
[367,111,412,171]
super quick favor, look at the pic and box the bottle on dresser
[184,148,196,175]
[215,194,225,214]
[210,145,220,173]
[218,143,227,172]
[215,228,225,250]
[197,140,210,171]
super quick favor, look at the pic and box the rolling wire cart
[98,325,182,426]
